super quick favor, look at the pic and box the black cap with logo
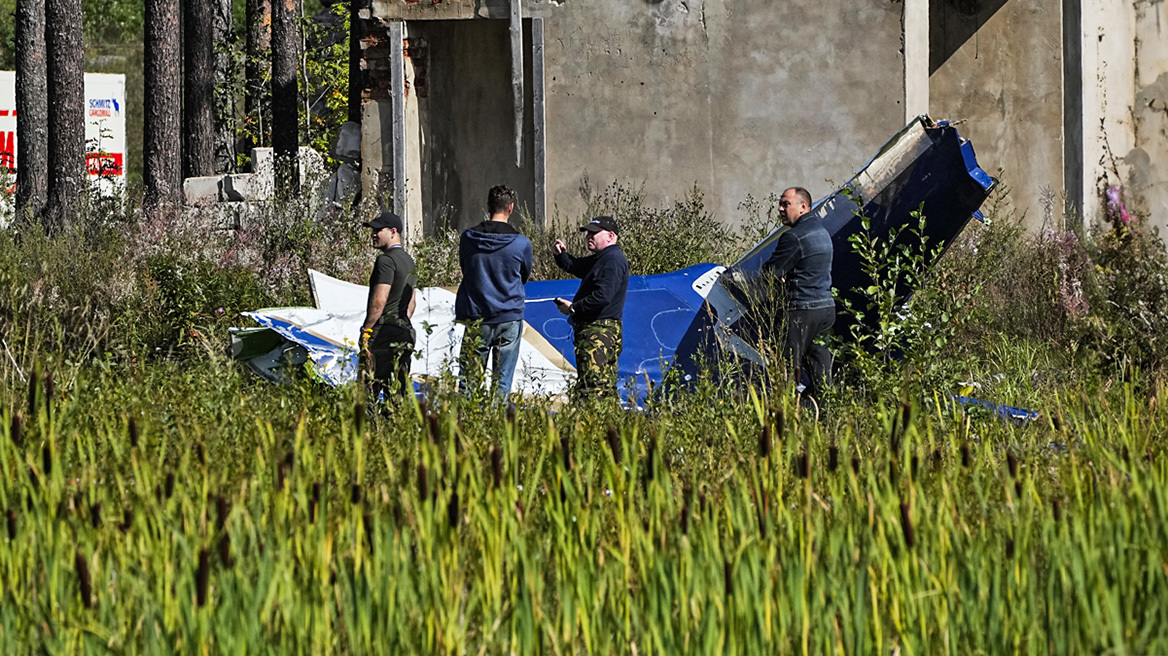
[363,211,404,233]
[579,215,619,235]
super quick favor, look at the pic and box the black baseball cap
[579,215,619,234]
[363,211,404,232]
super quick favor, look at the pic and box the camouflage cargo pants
[573,318,622,399]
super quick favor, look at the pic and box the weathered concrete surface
[1079,0,1168,233]
[540,0,905,227]
[929,0,1064,230]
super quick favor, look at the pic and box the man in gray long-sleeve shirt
[763,187,835,402]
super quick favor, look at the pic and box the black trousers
[783,306,835,401]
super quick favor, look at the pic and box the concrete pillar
[903,0,929,123]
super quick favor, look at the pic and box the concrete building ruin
[355,0,1168,237]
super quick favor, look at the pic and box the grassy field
[2,186,1167,652]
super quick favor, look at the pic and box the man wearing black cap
[359,211,418,399]
[552,216,629,399]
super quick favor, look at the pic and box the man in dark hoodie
[455,185,534,399]
[553,215,630,400]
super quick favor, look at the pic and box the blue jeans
[459,320,523,399]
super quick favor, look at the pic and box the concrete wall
[929,0,1065,230]
[540,0,906,227]
[1079,0,1168,232]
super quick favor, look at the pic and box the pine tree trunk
[14,0,49,223]
[245,0,271,151]
[271,0,301,197]
[45,0,85,233]
[213,0,236,174]
[143,0,183,213]
[184,0,216,179]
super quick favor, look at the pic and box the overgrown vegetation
[2,179,1168,652]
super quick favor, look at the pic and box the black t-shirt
[369,246,417,329]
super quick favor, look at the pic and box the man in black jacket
[553,216,629,399]
[763,187,834,403]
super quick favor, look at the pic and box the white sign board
[0,71,127,197]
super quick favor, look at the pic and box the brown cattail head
[164,471,176,499]
[195,548,210,607]
[447,491,460,529]
[89,502,101,529]
[43,371,53,415]
[851,456,861,475]
[645,434,657,483]
[888,458,899,486]
[309,482,321,522]
[606,426,622,465]
[489,446,503,489]
[698,489,707,515]
[418,398,428,418]
[10,413,23,449]
[911,454,920,479]
[506,402,516,424]
[828,445,839,472]
[216,495,230,532]
[417,463,428,501]
[1121,445,1130,464]
[759,424,772,459]
[931,448,943,469]
[961,443,972,468]
[1051,498,1062,522]
[795,451,810,479]
[6,509,16,540]
[723,559,734,599]
[680,502,690,536]
[1007,451,1019,478]
[119,508,133,533]
[362,512,374,551]
[756,489,768,538]
[26,369,38,418]
[560,435,572,472]
[353,402,365,435]
[427,413,441,444]
[75,550,92,608]
[194,442,205,468]
[1005,537,1015,559]
[1014,480,1023,499]
[899,501,914,549]
[350,483,362,506]
[42,444,52,477]
[128,417,138,448]
[218,533,233,568]
[772,406,785,439]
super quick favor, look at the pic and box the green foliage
[1084,223,1168,372]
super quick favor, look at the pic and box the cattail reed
[447,491,460,528]
[1015,480,1023,499]
[560,435,572,472]
[363,512,374,551]
[427,413,441,444]
[772,406,785,439]
[680,502,690,536]
[10,413,22,448]
[899,501,914,549]
[489,446,503,489]
[606,426,621,465]
[931,447,942,469]
[26,370,37,418]
[756,490,768,538]
[350,483,362,505]
[119,508,133,533]
[194,442,205,468]
[851,456,861,475]
[310,482,321,522]
[1052,498,1062,522]
[645,434,657,483]
[353,402,365,434]
[218,534,233,568]
[89,502,102,529]
[723,559,733,599]
[1007,451,1018,478]
[758,424,772,459]
[506,402,516,424]
[795,451,809,479]
[961,443,972,467]
[128,417,138,448]
[1121,445,1130,464]
[75,550,92,608]
[417,463,428,501]
[828,444,839,472]
[164,471,175,499]
[698,490,707,515]
[216,495,230,532]
[43,371,53,417]
[6,509,15,540]
[42,444,52,477]
[888,458,899,485]
[1005,537,1015,559]
[195,548,210,607]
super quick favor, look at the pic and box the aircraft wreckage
[231,116,1018,410]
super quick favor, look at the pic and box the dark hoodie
[455,220,534,325]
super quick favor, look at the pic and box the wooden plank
[532,17,546,228]
[389,21,408,231]
[510,0,524,168]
